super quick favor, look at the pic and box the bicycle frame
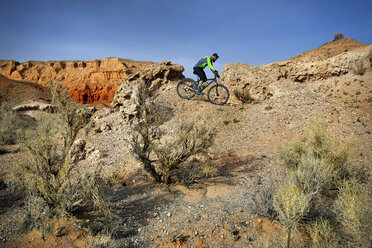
[197,76,219,92]
[177,75,230,104]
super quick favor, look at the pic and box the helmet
[212,53,219,58]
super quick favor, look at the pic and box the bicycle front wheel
[207,84,230,105]
[177,78,197,99]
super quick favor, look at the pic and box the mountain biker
[193,53,220,94]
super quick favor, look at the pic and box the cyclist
[193,53,220,94]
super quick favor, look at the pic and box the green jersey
[193,56,216,72]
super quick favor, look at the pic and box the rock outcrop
[12,100,54,112]
[111,61,184,121]
[0,57,154,104]
[221,39,372,103]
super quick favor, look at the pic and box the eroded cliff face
[0,57,158,104]
[221,39,372,103]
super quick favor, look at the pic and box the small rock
[230,228,239,236]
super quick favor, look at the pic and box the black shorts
[193,67,207,82]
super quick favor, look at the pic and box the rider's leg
[193,67,207,93]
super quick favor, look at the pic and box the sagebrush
[15,83,112,237]
[310,218,339,248]
[277,119,357,188]
[334,178,372,247]
[129,80,215,184]
[0,102,18,145]
[273,180,310,248]
[273,119,370,248]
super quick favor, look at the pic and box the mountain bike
[176,75,230,105]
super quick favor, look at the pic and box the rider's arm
[207,56,216,72]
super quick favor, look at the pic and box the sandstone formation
[221,39,372,103]
[0,57,155,104]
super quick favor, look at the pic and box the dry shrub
[277,140,306,170]
[15,83,112,237]
[277,119,357,189]
[130,80,215,184]
[88,231,115,248]
[262,230,306,248]
[304,119,332,158]
[0,102,18,145]
[310,218,338,248]
[274,119,369,247]
[200,161,219,178]
[153,120,215,184]
[233,88,255,104]
[181,160,219,185]
[334,178,372,247]
[333,32,344,41]
[273,180,310,248]
[252,174,279,219]
[293,155,335,199]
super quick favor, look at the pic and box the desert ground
[0,38,371,247]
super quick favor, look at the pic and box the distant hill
[0,74,50,106]
[289,38,369,62]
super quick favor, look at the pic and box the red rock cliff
[0,57,162,104]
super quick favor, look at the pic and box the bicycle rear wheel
[177,78,197,99]
[207,84,229,105]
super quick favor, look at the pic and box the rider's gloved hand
[214,70,220,78]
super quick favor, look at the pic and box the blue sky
[0,0,371,78]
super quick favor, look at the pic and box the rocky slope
[221,39,372,105]
[0,74,50,105]
[0,57,181,104]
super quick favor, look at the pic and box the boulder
[111,61,184,109]
[111,61,184,122]
[69,139,87,163]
